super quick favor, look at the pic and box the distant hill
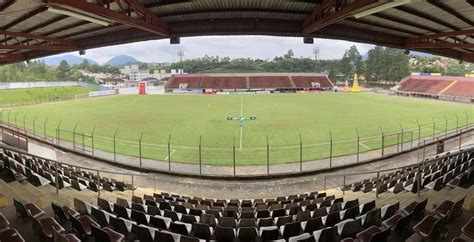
[39,54,97,66]
[105,55,141,66]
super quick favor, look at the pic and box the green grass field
[0,86,93,107]
[3,93,473,165]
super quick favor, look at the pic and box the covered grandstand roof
[1,0,474,64]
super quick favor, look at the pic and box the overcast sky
[56,36,375,64]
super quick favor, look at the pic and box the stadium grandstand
[395,75,474,103]
[165,73,334,93]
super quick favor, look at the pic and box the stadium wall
[0,81,83,89]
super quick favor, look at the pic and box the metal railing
[0,110,473,177]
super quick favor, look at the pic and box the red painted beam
[0,29,75,45]
[47,0,169,36]
[405,43,474,49]
[159,8,310,17]
[461,53,474,62]
[303,0,383,35]
[0,44,76,50]
[0,53,24,62]
[407,29,474,42]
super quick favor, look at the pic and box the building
[120,65,171,82]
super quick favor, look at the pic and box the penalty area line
[359,141,371,150]
[164,149,176,161]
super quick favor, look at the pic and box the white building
[120,65,171,82]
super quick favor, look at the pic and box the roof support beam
[404,29,474,49]
[47,0,169,36]
[395,5,459,30]
[0,29,76,50]
[461,53,474,62]
[0,53,24,62]
[303,0,384,35]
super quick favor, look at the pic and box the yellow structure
[351,73,361,92]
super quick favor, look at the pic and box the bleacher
[396,75,474,98]
[0,144,473,241]
[248,76,292,89]
[292,76,334,89]
[166,73,334,92]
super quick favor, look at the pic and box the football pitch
[3,93,473,165]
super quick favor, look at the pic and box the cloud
[54,36,375,64]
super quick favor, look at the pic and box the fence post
[459,131,462,149]
[72,122,78,150]
[410,131,413,149]
[455,113,459,133]
[329,131,333,168]
[0,109,3,124]
[399,123,404,151]
[168,134,171,171]
[56,120,62,145]
[233,136,236,177]
[416,120,421,147]
[14,112,19,127]
[444,115,448,138]
[299,133,302,172]
[266,135,269,176]
[380,126,384,157]
[356,129,360,163]
[432,118,436,139]
[139,132,143,168]
[466,112,469,127]
[43,118,48,140]
[423,140,426,159]
[199,136,202,175]
[91,126,96,155]
[33,116,37,136]
[22,114,27,133]
[6,110,11,126]
[113,129,118,162]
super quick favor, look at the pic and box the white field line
[359,141,371,150]
[164,149,176,160]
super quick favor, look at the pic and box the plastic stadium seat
[356,225,390,242]
[280,221,301,239]
[337,218,362,239]
[237,227,257,241]
[383,211,413,237]
[313,226,339,242]
[71,215,99,238]
[433,195,465,221]
[462,217,474,240]
[91,224,125,242]
[0,213,9,230]
[288,232,312,242]
[32,216,65,241]
[259,226,279,240]
[131,223,158,242]
[358,208,381,229]
[0,228,25,242]
[215,225,236,241]
[13,199,45,220]
[381,202,399,220]
[411,215,446,241]
[52,228,81,242]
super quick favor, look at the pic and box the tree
[56,60,71,81]
[365,46,409,84]
[339,45,363,80]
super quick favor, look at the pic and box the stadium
[0,1,474,242]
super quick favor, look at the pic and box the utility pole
[177,49,184,74]
[313,46,319,60]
